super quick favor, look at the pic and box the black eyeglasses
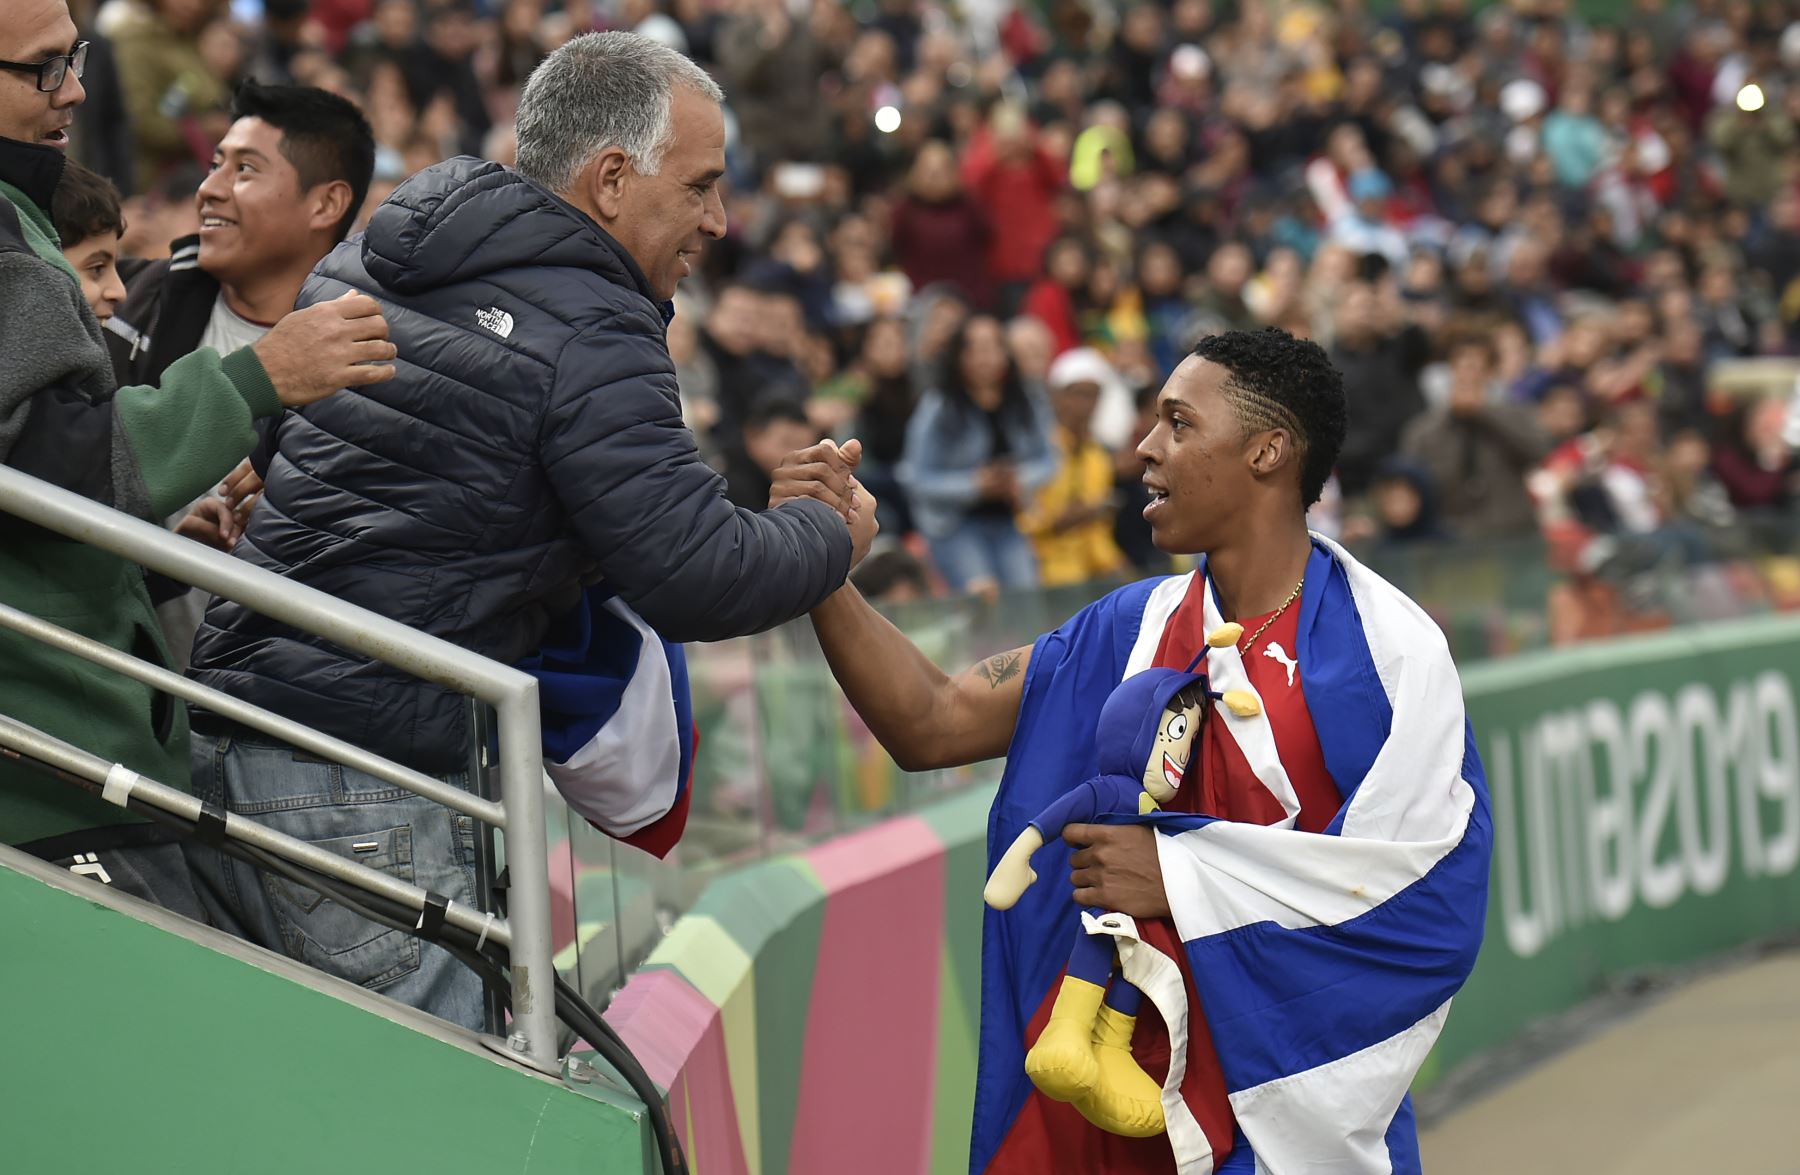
[0,41,88,93]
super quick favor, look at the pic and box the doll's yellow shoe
[1073,1005,1167,1138]
[1024,977,1106,1102]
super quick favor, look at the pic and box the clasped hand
[175,459,263,552]
[1063,823,1170,919]
[767,438,879,566]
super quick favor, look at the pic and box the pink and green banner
[604,785,991,1175]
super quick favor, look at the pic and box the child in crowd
[51,161,127,323]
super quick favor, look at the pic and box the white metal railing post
[494,690,558,1069]
[0,465,558,1070]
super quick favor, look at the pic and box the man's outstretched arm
[810,582,1031,772]
[540,332,864,643]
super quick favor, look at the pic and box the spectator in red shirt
[1712,396,1798,512]
[1020,235,1092,356]
[961,104,1064,314]
[889,139,992,309]
[310,0,373,55]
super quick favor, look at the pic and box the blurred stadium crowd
[74,0,1800,616]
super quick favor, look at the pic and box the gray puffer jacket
[190,157,850,772]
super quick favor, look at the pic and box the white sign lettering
[1489,671,1800,959]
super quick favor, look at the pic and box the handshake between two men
[755,433,1171,922]
[766,437,881,567]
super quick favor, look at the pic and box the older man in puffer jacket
[187,33,874,1026]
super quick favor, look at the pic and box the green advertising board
[1430,614,1800,1082]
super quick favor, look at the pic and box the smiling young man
[101,80,376,668]
[0,0,396,910]
[106,81,375,391]
[182,32,873,1028]
[801,328,1492,1173]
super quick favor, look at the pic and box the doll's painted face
[1142,685,1207,803]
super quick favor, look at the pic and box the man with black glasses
[0,0,394,911]
[0,34,85,150]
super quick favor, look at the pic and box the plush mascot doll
[982,623,1260,1137]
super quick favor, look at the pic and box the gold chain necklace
[1239,577,1304,655]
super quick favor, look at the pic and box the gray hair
[514,32,724,195]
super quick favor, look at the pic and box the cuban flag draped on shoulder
[521,586,695,858]
[973,537,1492,1173]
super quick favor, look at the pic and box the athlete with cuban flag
[803,328,1492,1173]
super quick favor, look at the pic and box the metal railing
[0,464,560,1072]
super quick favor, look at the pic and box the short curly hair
[1191,328,1347,507]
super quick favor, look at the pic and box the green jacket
[0,138,279,851]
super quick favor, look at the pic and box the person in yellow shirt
[1023,349,1130,587]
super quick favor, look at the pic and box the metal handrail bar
[0,468,530,697]
[0,602,506,828]
[0,714,511,947]
[0,464,557,1070]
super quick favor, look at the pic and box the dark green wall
[0,854,654,1173]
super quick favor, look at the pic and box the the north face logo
[475,306,514,339]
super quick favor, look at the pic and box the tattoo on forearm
[975,651,1023,690]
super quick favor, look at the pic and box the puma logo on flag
[1263,640,1298,686]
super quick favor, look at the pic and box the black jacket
[104,235,219,388]
[189,157,852,771]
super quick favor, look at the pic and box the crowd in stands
[69,0,1800,605]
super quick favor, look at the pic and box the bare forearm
[811,584,1024,770]
[811,584,956,767]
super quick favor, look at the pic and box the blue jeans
[927,515,1039,594]
[186,730,486,1030]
